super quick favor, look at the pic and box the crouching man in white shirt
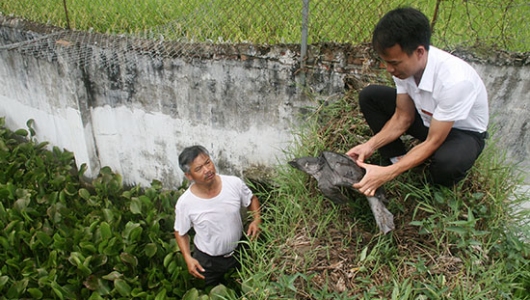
[347,7,489,196]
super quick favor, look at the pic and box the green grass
[0,91,528,298]
[236,90,530,299]
[1,0,529,295]
[0,0,528,51]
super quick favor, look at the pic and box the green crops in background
[1,0,528,52]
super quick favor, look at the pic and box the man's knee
[359,85,382,107]
[428,131,485,186]
[428,165,465,186]
[428,154,474,186]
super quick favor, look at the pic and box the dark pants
[358,85,486,186]
[193,246,241,287]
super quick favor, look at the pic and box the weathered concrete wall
[1,17,529,189]
[472,63,530,168]
[0,18,339,187]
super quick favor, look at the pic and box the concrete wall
[472,63,530,168]
[1,17,529,188]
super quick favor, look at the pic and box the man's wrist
[365,139,377,156]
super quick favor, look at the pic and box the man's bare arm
[347,93,416,162]
[246,195,261,239]
[369,93,416,151]
[354,118,453,196]
[174,231,205,279]
[387,118,453,174]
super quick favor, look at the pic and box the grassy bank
[0,89,529,298]
[237,90,530,299]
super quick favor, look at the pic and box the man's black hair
[178,145,210,173]
[372,7,431,55]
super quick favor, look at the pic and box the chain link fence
[1,0,528,50]
[0,0,528,74]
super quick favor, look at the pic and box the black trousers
[193,246,241,287]
[358,85,486,186]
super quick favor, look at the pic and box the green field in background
[0,1,527,52]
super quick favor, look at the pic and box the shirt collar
[416,46,438,92]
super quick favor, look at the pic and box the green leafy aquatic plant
[0,117,215,299]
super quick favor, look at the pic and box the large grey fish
[289,151,394,234]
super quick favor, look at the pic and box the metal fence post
[62,0,71,29]
[300,0,309,86]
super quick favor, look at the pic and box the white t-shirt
[174,175,253,256]
[394,46,489,133]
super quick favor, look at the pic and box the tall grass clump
[237,89,530,299]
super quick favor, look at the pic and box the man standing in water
[174,145,261,287]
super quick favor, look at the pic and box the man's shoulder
[219,174,244,184]
[219,175,250,194]
[430,46,453,58]
[430,46,471,68]
[176,188,195,206]
[430,46,479,82]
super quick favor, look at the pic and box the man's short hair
[372,7,431,55]
[178,145,210,173]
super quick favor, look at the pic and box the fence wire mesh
[1,0,528,71]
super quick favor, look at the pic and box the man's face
[379,44,426,80]
[185,153,216,184]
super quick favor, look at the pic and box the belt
[460,129,489,140]
[196,247,235,258]
[222,251,234,258]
